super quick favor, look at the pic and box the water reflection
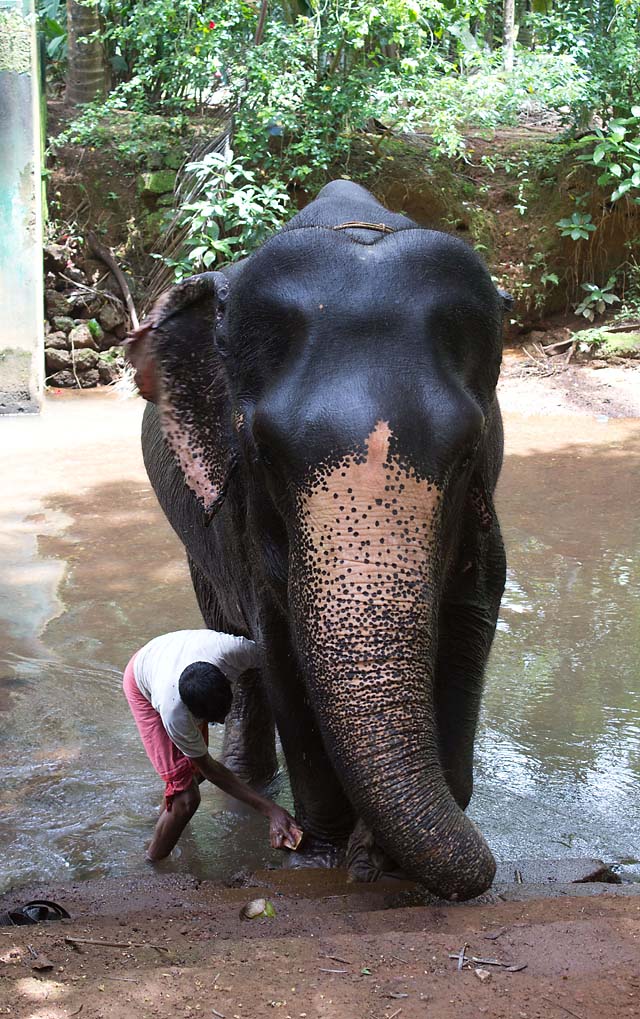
[471,430,640,874]
[0,401,639,891]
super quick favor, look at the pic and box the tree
[503,0,516,71]
[65,0,108,109]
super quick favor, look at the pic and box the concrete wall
[0,0,43,413]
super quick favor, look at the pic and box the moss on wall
[0,10,32,75]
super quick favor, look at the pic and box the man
[123,629,302,861]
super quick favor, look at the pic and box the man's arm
[194,752,303,849]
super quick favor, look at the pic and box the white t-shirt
[133,629,259,758]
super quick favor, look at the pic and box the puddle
[1,393,639,891]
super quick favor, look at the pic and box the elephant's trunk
[289,421,495,901]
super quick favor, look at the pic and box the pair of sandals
[0,900,70,926]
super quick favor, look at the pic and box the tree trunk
[503,0,515,71]
[65,0,108,110]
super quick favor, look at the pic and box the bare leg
[146,779,201,861]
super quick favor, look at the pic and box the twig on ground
[211,1009,226,1019]
[59,272,123,306]
[319,967,347,974]
[541,997,584,1019]
[483,927,507,940]
[387,1008,403,1019]
[321,953,351,964]
[64,935,167,952]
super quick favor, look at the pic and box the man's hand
[268,806,303,851]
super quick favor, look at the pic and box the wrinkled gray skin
[127,180,507,901]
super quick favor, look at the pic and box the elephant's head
[126,184,505,901]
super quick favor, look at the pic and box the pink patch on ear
[123,328,159,402]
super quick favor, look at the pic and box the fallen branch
[59,272,123,306]
[64,935,167,952]
[87,231,139,330]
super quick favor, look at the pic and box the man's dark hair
[178,661,233,722]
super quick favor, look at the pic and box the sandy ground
[498,351,640,418]
[1,361,639,1019]
[1,868,639,1019]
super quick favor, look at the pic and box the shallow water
[1,392,639,892]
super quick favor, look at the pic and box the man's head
[178,661,233,723]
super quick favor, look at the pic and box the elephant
[125,179,507,902]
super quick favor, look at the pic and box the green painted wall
[0,0,43,413]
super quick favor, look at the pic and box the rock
[79,369,101,388]
[158,193,176,207]
[98,362,119,384]
[72,293,102,318]
[98,301,126,333]
[45,289,73,319]
[164,151,184,170]
[64,267,87,285]
[45,331,69,350]
[48,370,77,388]
[474,968,491,982]
[138,169,176,197]
[141,209,168,244]
[78,257,106,284]
[97,330,118,352]
[43,243,69,273]
[73,348,99,371]
[52,316,75,334]
[45,348,72,374]
[68,324,97,350]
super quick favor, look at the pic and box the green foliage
[38,0,67,63]
[574,277,620,321]
[527,0,640,124]
[169,152,291,277]
[49,92,190,166]
[556,211,596,241]
[577,108,640,205]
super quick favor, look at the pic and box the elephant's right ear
[124,272,236,521]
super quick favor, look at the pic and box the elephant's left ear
[124,272,236,521]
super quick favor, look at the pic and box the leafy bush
[170,152,291,277]
[577,108,640,205]
[574,277,620,321]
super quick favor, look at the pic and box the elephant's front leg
[434,526,506,809]
[260,603,355,865]
[222,668,278,788]
[187,555,278,787]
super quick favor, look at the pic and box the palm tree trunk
[65,0,108,109]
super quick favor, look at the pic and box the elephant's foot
[346,818,410,883]
[284,835,346,870]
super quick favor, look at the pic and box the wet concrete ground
[1,374,639,893]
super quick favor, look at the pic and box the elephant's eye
[459,441,480,470]
[214,329,229,358]
[255,444,274,469]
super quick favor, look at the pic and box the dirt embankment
[1,868,639,1019]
